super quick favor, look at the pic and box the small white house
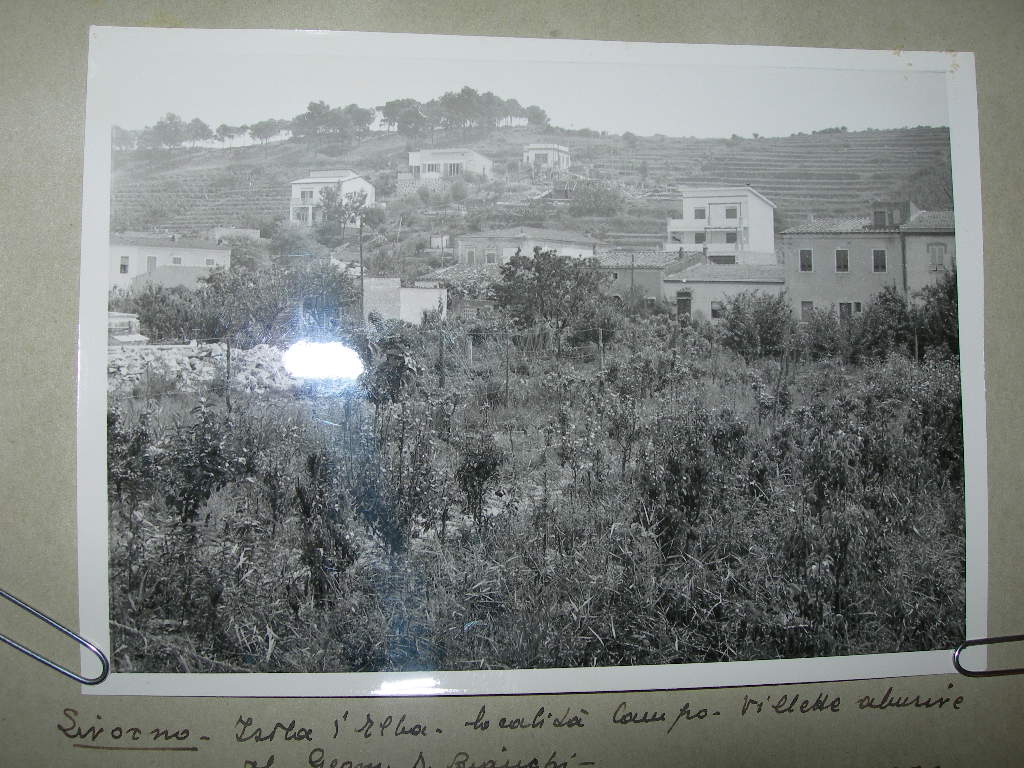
[109,235,230,291]
[408,149,492,180]
[665,186,776,261]
[523,143,571,171]
[289,169,377,227]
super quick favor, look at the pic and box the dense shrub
[720,291,794,361]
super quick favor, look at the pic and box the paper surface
[2,1,1024,766]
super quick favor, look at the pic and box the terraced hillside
[110,133,409,233]
[110,126,950,233]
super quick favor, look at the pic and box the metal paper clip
[953,633,1024,677]
[0,587,109,685]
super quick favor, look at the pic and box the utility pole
[359,217,365,324]
[438,305,446,389]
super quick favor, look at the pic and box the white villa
[523,143,571,171]
[289,169,376,227]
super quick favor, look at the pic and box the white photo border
[76,27,987,696]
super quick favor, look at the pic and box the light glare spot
[282,341,364,380]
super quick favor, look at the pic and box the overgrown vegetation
[108,266,965,673]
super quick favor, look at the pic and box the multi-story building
[523,143,571,171]
[289,169,376,227]
[664,186,776,263]
[109,235,230,291]
[779,202,956,320]
[455,228,598,266]
[408,148,493,181]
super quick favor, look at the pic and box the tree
[249,119,284,145]
[111,125,137,151]
[152,113,186,149]
[719,291,795,361]
[186,118,213,148]
[492,247,610,332]
[525,105,549,128]
[379,98,424,135]
[215,123,244,147]
[342,103,375,136]
[315,187,368,248]
[622,131,639,149]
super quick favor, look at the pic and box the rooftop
[677,185,777,209]
[111,235,230,251]
[780,216,900,235]
[290,170,362,185]
[670,263,786,283]
[781,209,955,235]
[593,251,689,269]
[458,227,599,244]
[902,210,955,232]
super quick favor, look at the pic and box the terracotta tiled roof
[781,217,900,235]
[669,263,785,283]
[593,251,686,269]
[901,210,955,232]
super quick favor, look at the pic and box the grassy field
[107,312,965,673]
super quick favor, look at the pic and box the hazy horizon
[94,29,950,140]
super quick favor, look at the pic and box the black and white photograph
[77,29,986,695]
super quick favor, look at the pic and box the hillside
[109,125,951,234]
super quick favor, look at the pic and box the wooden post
[504,334,511,406]
[467,335,474,367]
[225,337,233,413]
[598,327,605,371]
[438,318,446,389]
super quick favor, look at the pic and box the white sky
[92,28,950,138]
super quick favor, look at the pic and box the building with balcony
[109,235,230,291]
[664,186,776,263]
[779,202,956,320]
[289,169,376,227]
[523,143,571,171]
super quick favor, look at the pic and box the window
[464,248,476,265]
[725,206,738,219]
[612,272,619,280]
[533,153,548,164]
[725,232,737,244]
[206,258,215,266]
[485,249,497,265]
[799,249,813,272]
[873,249,887,272]
[928,243,948,271]
[710,301,725,319]
[445,163,463,176]
[425,163,440,174]
[694,207,706,220]
[873,209,889,228]
[694,232,706,244]
[119,255,129,274]
[171,256,182,265]
[835,249,849,272]
[854,302,862,313]
[800,301,814,321]
[294,208,308,223]
[709,253,736,265]
[300,190,313,202]
[839,302,852,321]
